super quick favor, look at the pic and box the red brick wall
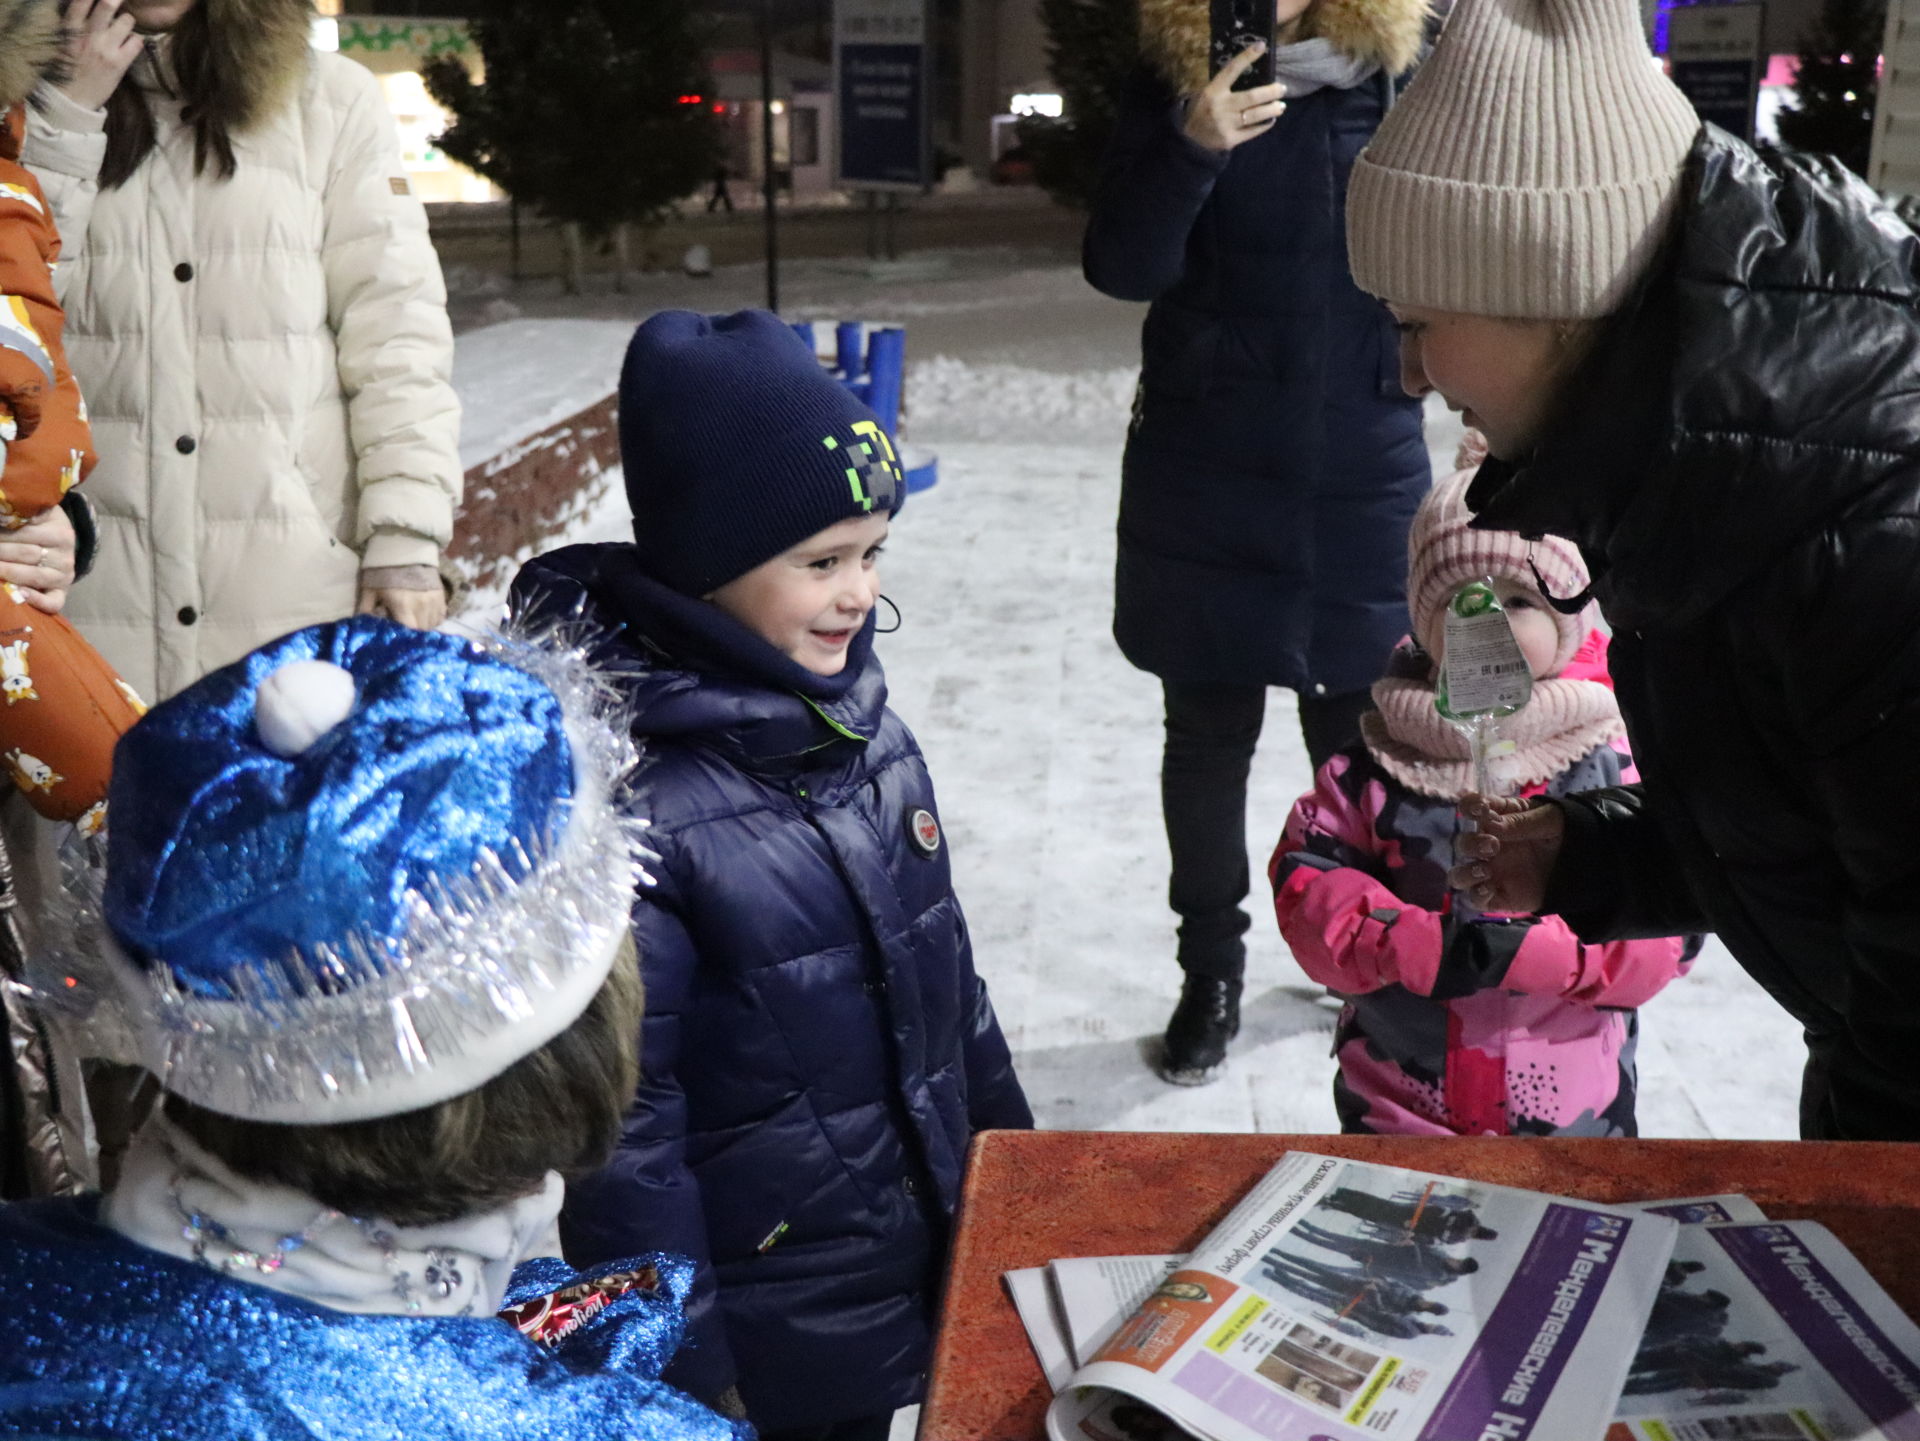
[448,392,620,597]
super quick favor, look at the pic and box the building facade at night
[317,0,1869,205]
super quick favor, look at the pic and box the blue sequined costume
[0,1198,747,1441]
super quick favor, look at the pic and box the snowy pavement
[454,249,1806,1144]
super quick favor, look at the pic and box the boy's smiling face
[707,513,890,676]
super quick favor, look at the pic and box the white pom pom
[255,659,358,758]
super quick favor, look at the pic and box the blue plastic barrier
[791,321,938,494]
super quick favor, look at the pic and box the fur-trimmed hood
[1141,0,1429,95]
[140,0,316,131]
[0,0,61,114]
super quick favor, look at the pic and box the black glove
[1425,910,1533,1001]
[58,491,96,581]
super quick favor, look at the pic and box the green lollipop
[1436,579,1533,801]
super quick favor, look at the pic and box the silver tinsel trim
[29,620,655,1124]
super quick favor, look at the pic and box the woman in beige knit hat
[1083,0,1433,1086]
[1346,0,1920,1141]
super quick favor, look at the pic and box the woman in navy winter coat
[507,310,1030,1438]
[1084,0,1432,1082]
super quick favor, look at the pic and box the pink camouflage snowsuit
[1270,632,1700,1137]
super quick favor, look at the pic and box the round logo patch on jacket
[905,806,940,857]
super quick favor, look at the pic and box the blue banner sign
[1668,2,1764,141]
[835,0,931,190]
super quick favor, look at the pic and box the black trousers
[1161,681,1371,982]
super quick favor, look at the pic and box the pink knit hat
[1407,469,1595,675]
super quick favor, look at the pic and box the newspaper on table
[1630,1196,1772,1227]
[1008,1256,1189,1388]
[1033,1151,1678,1441]
[1612,1196,1920,1441]
[1010,1203,1775,1400]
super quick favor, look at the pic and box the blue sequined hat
[73,617,646,1125]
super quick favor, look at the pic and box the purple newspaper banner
[1713,1226,1920,1441]
[1420,1205,1634,1441]
[1639,1200,1738,1224]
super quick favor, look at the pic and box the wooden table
[918,1130,1920,1441]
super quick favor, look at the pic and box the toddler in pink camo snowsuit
[1269,467,1699,1137]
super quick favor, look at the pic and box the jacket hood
[1469,127,1920,632]
[164,0,315,132]
[1140,0,1429,95]
[510,544,888,774]
[0,0,61,113]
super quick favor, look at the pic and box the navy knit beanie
[620,310,906,595]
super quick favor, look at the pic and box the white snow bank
[453,319,636,471]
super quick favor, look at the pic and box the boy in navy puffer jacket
[509,310,1033,1441]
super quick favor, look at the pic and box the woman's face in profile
[1389,306,1566,461]
[124,0,198,33]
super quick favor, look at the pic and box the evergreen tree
[1775,0,1888,176]
[427,0,721,290]
[1018,0,1139,208]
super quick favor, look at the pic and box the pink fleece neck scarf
[1361,672,1625,801]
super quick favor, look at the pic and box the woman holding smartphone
[1084,0,1432,1083]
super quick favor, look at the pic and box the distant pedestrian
[707,160,734,214]
[1082,0,1432,1084]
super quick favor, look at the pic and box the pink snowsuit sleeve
[1270,751,1448,997]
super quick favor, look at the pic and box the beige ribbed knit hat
[1347,0,1702,319]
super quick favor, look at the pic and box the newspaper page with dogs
[1042,1151,1677,1441]
[1611,1199,1920,1441]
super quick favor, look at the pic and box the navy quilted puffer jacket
[510,544,1032,1432]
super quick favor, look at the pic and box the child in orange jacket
[0,0,142,834]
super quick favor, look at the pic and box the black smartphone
[1210,0,1277,91]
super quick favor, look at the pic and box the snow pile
[905,355,1137,444]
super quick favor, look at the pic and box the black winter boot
[1158,975,1242,1086]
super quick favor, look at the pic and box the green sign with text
[338,19,472,60]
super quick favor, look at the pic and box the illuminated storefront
[314,6,498,205]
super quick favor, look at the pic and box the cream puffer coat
[23,43,460,702]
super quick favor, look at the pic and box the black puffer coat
[1084,0,1431,694]
[1468,127,1920,1141]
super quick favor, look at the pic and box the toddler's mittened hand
[1448,794,1565,915]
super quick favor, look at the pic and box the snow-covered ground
[455,248,1805,1145]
